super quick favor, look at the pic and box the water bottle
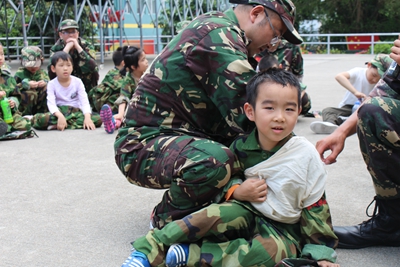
[352,100,361,113]
[1,97,14,124]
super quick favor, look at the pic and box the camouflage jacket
[226,129,338,261]
[0,66,19,117]
[115,71,137,106]
[14,67,49,90]
[259,39,304,80]
[48,37,99,89]
[115,9,256,155]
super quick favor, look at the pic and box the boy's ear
[50,65,56,73]
[244,102,255,121]
[298,106,302,115]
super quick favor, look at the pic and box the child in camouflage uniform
[0,43,32,136]
[88,47,125,114]
[48,19,99,96]
[121,70,339,267]
[14,46,49,116]
[99,45,149,134]
[31,51,101,131]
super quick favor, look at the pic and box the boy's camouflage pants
[31,105,102,130]
[357,96,400,199]
[16,87,48,116]
[133,202,298,267]
[115,135,235,229]
[0,113,31,133]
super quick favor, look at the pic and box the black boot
[334,197,400,249]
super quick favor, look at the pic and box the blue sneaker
[121,250,150,267]
[165,243,189,267]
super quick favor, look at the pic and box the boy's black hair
[112,47,124,66]
[258,54,279,72]
[50,51,72,66]
[247,68,301,109]
[120,45,143,75]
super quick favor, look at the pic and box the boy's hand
[57,116,67,131]
[29,81,39,89]
[233,179,267,202]
[0,91,6,99]
[9,99,15,109]
[113,113,123,121]
[317,260,340,267]
[83,115,96,130]
[37,80,47,88]
[353,91,366,100]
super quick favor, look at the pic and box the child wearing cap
[0,42,32,136]
[48,19,99,99]
[310,53,393,134]
[14,46,49,116]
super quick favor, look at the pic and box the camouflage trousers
[115,135,235,229]
[15,86,48,116]
[0,113,31,133]
[300,92,311,115]
[357,96,400,199]
[133,202,298,267]
[31,105,102,130]
[88,86,120,113]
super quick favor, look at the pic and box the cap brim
[281,17,303,45]
[59,26,79,31]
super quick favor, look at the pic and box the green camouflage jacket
[226,129,338,262]
[115,9,256,155]
[48,37,99,90]
[0,66,19,117]
[14,67,49,90]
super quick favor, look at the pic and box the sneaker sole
[100,105,115,134]
[310,122,338,134]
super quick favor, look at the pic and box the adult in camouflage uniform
[48,19,99,97]
[114,0,303,230]
[0,43,31,134]
[121,69,338,267]
[316,37,400,249]
[14,46,49,116]
[88,47,125,113]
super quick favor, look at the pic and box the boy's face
[26,66,41,74]
[244,82,300,151]
[133,52,149,76]
[366,63,381,84]
[0,45,4,67]
[50,59,73,79]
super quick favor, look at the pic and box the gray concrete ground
[1,54,399,267]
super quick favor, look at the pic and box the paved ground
[1,54,399,267]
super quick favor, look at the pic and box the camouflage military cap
[59,19,79,31]
[21,46,43,68]
[368,53,393,77]
[176,20,191,33]
[229,0,303,45]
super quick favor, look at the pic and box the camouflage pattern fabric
[258,39,304,80]
[0,113,31,133]
[14,67,49,115]
[31,105,102,130]
[114,9,257,227]
[357,77,400,199]
[114,71,137,106]
[88,67,124,113]
[48,37,99,94]
[133,198,337,267]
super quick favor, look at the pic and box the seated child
[14,46,49,116]
[0,42,31,136]
[100,45,149,134]
[120,69,339,267]
[310,53,392,134]
[31,51,102,131]
[88,47,125,113]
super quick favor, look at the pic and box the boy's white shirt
[338,67,375,107]
[245,136,326,224]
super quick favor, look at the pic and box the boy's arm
[335,71,366,99]
[299,194,338,263]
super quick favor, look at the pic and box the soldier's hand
[233,178,267,202]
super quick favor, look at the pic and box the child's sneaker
[165,243,189,267]
[100,104,115,134]
[310,121,338,134]
[121,250,150,267]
